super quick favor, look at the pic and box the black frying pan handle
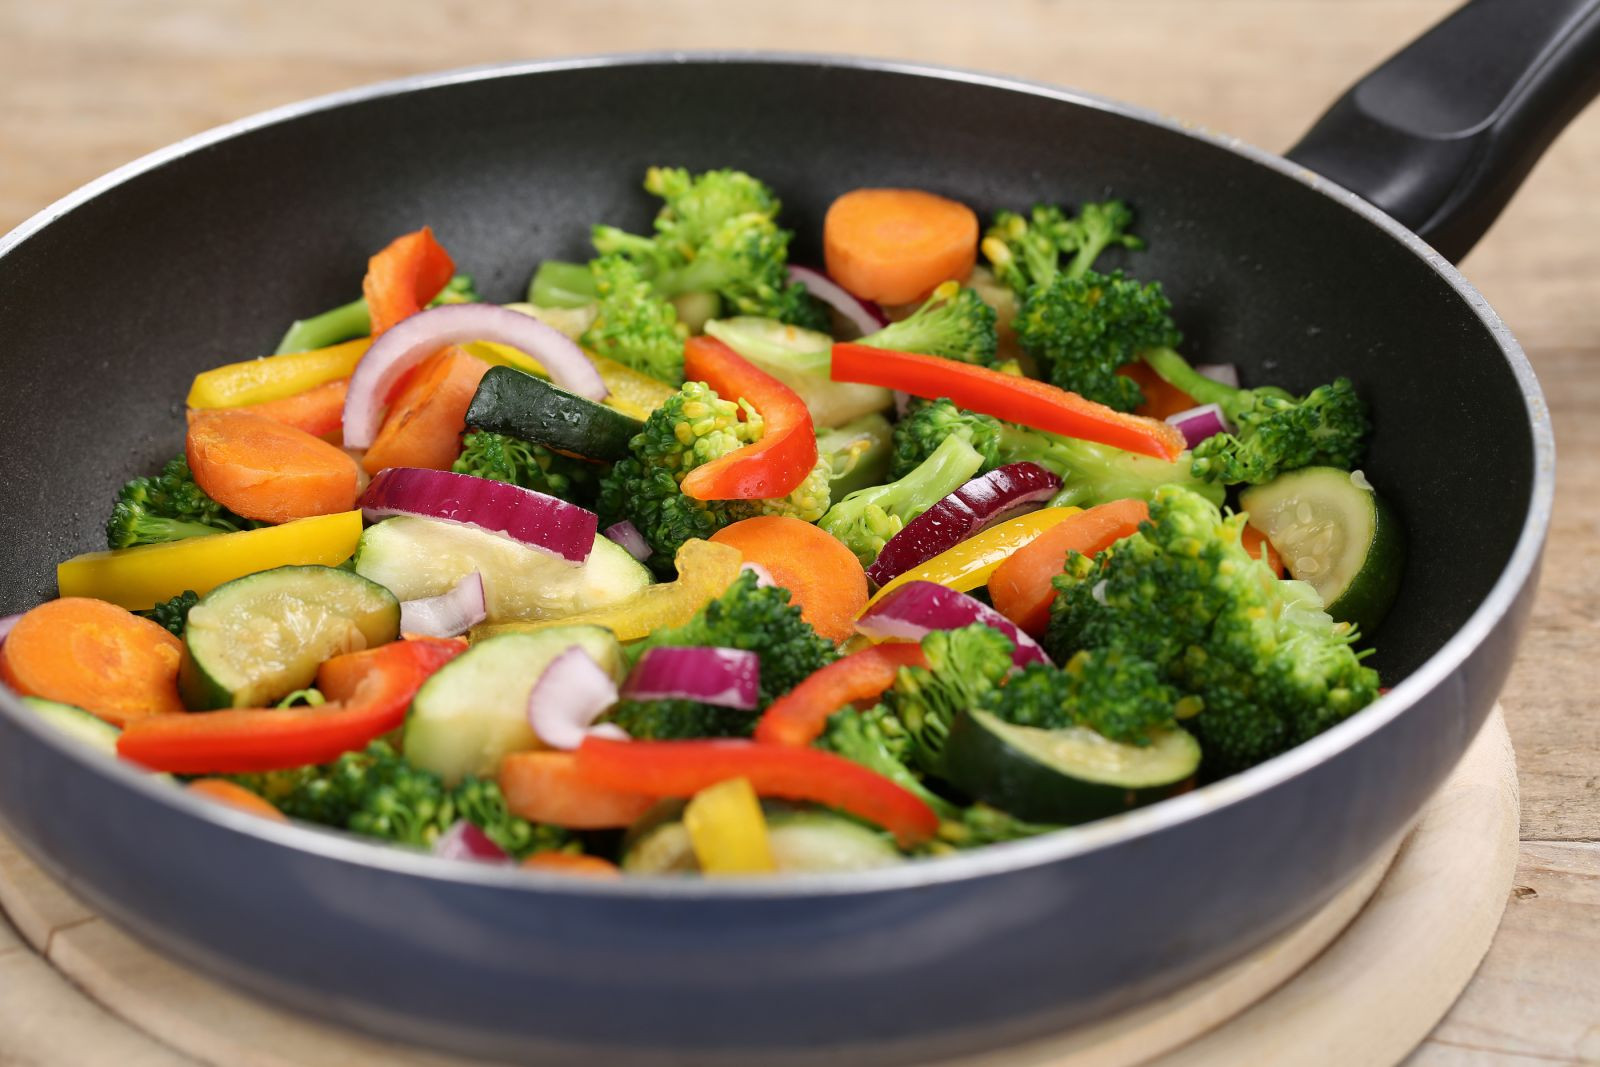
[1285,0,1600,263]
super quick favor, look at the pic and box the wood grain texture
[1,0,1597,1061]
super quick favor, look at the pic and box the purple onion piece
[0,612,21,650]
[1195,363,1240,389]
[865,463,1061,586]
[855,581,1051,669]
[621,646,761,710]
[1165,403,1232,448]
[740,561,776,588]
[433,820,512,864]
[787,264,888,337]
[603,520,653,562]
[527,647,620,751]
[399,571,486,638]
[359,466,598,564]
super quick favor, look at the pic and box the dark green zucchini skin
[942,710,1200,824]
[465,366,643,461]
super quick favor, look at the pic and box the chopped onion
[586,722,631,742]
[343,303,606,449]
[399,572,486,638]
[866,463,1062,587]
[787,265,887,338]
[1165,403,1232,448]
[1195,363,1240,389]
[855,581,1051,669]
[432,820,512,865]
[360,466,598,564]
[527,647,620,750]
[740,561,776,588]
[621,646,760,709]
[0,613,20,649]
[603,520,652,562]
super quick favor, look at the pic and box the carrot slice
[188,377,349,439]
[364,227,456,337]
[498,750,657,829]
[824,188,978,305]
[360,348,489,476]
[187,408,361,524]
[187,779,289,822]
[520,852,622,878]
[709,516,867,641]
[987,499,1150,636]
[1118,361,1199,421]
[0,598,184,726]
[1241,523,1286,577]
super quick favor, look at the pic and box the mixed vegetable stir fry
[0,169,1404,877]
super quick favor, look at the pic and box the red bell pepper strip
[679,336,819,501]
[753,644,927,748]
[830,342,1185,461]
[116,637,464,774]
[574,736,940,847]
[363,227,456,337]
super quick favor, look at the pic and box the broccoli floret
[230,741,572,859]
[597,380,830,573]
[818,432,985,567]
[106,456,260,549]
[452,431,600,507]
[889,398,1224,509]
[857,281,999,366]
[607,570,837,739]
[138,590,199,637]
[818,703,954,816]
[885,624,1016,773]
[273,274,479,355]
[932,803,1063,849]
[982,200,1143,295]
[980,651,1191,745]
[1045,485,1379,774]
[580,253,689,384]
[1014,270,1180,411]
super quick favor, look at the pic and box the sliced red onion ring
[603,520,652,562]
[360,466,597,564]
[527,647,620,750]
[1195,363,1240,389]
[433,820,512,864]
[855,581,1051,669]
[866,463,1062,587]
[740,561,776,588]
[787,265,887,337]
[343,302,606,449]
[1165,403,1233,448]
[399,572,486,638]
[621,646,761,709]
[0,613,20,649]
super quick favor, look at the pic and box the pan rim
[0,50,1555,900]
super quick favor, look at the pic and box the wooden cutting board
[0,708,1518,1067]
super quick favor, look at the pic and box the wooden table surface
[2,1,1596,1062]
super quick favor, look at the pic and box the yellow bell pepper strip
[467,539,741,644]
[683,777,777,875]
[865,506,1083,610]
[57,510,363,611]
[830,342,1186,461]
[186,339,371,409]
[680,336,819,501]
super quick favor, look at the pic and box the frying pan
[0,0,1594,1061]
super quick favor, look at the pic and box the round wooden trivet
[0,709,1518,1067]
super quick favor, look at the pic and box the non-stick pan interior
[0,57,1534,687]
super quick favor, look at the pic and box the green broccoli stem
[529,260,600,308]
[1140,346,1295,418]
[996,423,1226,509]
[274,297,370,355]
[882,433,985,521]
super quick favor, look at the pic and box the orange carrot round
[187,779,289,822]
[520,851,622,878]
[988,499,1150,636]
[709,516,868,642]
[360,348,488,476]
[498,750,657,829]
[0,598,184,726]
[186,408,361,524]
[824,188,978,305]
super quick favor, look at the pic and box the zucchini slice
[179,565,400,710]
[1240,466,1404,635]
[403,627,624,784]
[465,365,643,462]
[622,805,902,875]
[20,697,120,755]
[942,710,1200,824]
